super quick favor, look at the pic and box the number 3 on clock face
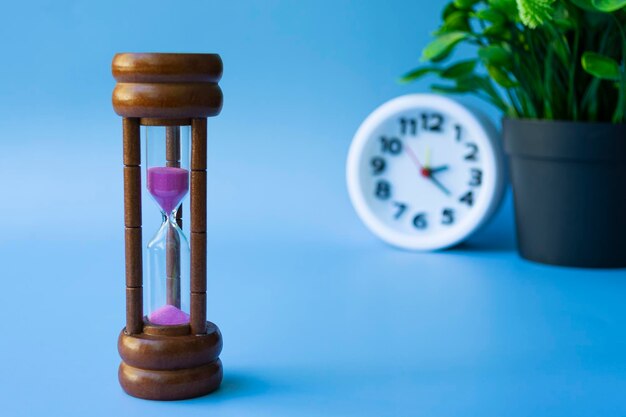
[346,94,507,251]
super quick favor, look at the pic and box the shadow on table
[453,216,517,253]
[454,232,517,253]
[450,190,517,253]
[188,371,271,403]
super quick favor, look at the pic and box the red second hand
[405,146,431,178]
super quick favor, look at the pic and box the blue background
[1,1,625,416]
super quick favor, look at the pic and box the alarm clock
[346,94,506,251]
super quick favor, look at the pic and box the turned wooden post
[123,117,143,335]
[190,118,208,335]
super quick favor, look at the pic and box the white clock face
[347,94,505,250]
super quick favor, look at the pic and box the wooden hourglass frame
[112,53,223,400]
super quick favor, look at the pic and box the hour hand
[429,165,449,175]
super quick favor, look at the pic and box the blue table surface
[1,134,626,417]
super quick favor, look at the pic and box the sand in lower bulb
[149,304,190,325]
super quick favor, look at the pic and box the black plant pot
[503,118,626,268]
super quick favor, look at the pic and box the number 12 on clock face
[347,94,506,251]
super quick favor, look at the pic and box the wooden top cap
[113,53,223,83]
[112,53,223,119]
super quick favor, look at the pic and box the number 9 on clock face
[346,94,506,251]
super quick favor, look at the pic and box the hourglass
[112,53,223,400]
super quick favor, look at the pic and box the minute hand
[429,174,451,196]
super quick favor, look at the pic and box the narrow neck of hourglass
[161,206,182,224]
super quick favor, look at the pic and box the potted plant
[402,0,626,268]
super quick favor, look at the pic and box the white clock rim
[346,94,504,251]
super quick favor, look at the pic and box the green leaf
[584,9,613,26]
[441,59,478,78]
[454,0,480,9]
[582,52,621,81]
[553,18,577,30]
[475,9,506,25]
[591,0,626,11]
[478,45,512,67]
[435,11,471,34]
[482,24,510,38]
[550,36,571,67]
[488,0,519,16]
[570,0,599,10]
[517,0,556,28]
[399,66,441,83]
[442,2,460,19]
[431,83,475,93]
[487,65,518,87]
[421,32,468,62]
[457,75,486,90]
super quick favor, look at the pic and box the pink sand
[147,167,189,213]
[149,304,190,325]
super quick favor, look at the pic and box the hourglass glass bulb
[147,166,189,213]
[146,164,191,326]
[144,124,192,327]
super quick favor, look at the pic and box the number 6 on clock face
[346,94,507,251]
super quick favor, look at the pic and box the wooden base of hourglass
[118,320,223,400]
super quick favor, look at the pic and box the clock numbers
[464,143,479,161]
[393,202,407,219]
[413,213,427,229]
[373,119,482,224]
[399,118,417,136]
[369,113,486,235]
[371,157,386,175]
[387,205,457,230]
[421,113,444,132]
[459,191,474,207]
[380,136,403,155]
[469,168,482,186]
[398,114,445,135]
[442,208,455,225]
[375,180,391,200]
